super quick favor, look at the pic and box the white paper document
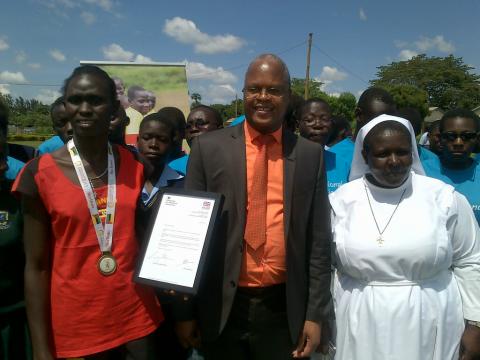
[138,194,215,288]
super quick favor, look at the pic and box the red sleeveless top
[13,146,163,358]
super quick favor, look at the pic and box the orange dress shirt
[238,121,286,287]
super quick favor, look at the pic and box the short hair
[50,96,69,128]
[50,96,64,113]
[62,65,116,104]
[357,87,396,114]
[157,107,186,140]
[245,53,291,89]
[0,99,9,136]
[363,120,412,154]
[440,108,480,132]
[396,107,423,136]
[298,98,331,118]
[429,120,441,132]
[139,112,176,140]
[189,105,223,127]
[127,85,146,101]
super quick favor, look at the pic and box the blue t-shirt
[418,145,440,169]
[37,135,65,155]
[423,158,480,223]
[229,115,245,127]
[328,138,354,169]
[5,156,25,180]
[169,154,189,176]
[325,150,350,193]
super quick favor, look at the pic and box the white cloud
[35,89,62,104]
[134,54,154,63]
[398,49,418,61]
[163,17,245,54]
[206,84,236,104]
[0,36,9,51]
[394,40,408,49]
[318,66,347,83]
[15,51,27,63]
[102,43,134,61]
[186,61,237,84]
[359,8,367,21]
[28,63,41,69]
[49,49,66,62]
[415,35,455,53]
[0,71,27,84]
[101,44,155,63]
[0,84,10,95]
[84,0,113,12]
[80,11,96,25]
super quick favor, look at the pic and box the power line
[0,82,61,87]
[188,40,307,80]
[311,43,368,85]
[1,40,309,87]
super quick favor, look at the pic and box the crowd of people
[0,53,479,360]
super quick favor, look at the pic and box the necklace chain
[364,183,407,244]
[88,166,108,181]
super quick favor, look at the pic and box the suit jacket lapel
[229,124,247,230]
[283,129,296,241]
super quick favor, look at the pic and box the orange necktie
[244,134,274,250]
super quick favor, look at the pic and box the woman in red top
[13,66,162,359]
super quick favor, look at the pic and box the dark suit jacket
[185,123,332,343]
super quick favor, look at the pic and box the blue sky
[1,0,479,104]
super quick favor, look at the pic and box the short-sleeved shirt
[423,158,480,224]
[5,156,25,181]
[328,138,355,170]
[12,146,162,358]
[169,154,189,176]
[325,150,350,193]
[37,135,64,155]
[0,180,24,311]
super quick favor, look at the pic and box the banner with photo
[80,61,189,145]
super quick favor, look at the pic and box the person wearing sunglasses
[423,108,480,223]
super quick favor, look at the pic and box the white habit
[329,172,480,360]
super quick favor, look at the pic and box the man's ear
[354,107,362,120]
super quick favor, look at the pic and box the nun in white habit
[329,114,480,359]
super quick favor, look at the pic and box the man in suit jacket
[179,54,332,359]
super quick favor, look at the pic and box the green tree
[382,84,430,118]
[290,78,325,99]
[210,98,244,123]
[328,92,357,121]
[371,54,480,110]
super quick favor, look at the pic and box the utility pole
[235,94,238,117]
[304,33,313,100]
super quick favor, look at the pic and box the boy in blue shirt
[423,108,480,223]
[37,97,72,155]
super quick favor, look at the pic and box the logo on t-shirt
[0,211,9,230]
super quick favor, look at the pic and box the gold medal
[97,252,117,276]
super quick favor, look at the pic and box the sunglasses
[440,132,478,142]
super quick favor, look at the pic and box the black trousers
[202,284,298,360]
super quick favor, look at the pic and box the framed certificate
[134,188,224,294]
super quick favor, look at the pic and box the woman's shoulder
[329,178,365,212]
[412,173,455,194]
[329,178,364,198]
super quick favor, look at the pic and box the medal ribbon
[68,139,116,253]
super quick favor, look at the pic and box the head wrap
[349,114,425,181]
